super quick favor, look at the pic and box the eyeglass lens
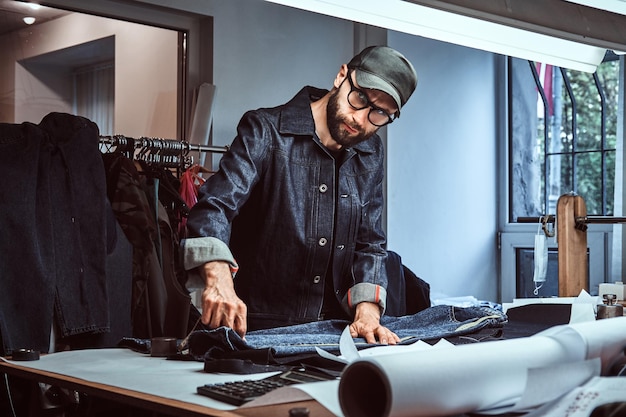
[346,72,394,127]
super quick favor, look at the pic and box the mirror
[0,0,180,139]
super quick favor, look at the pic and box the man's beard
[326,89,374,148]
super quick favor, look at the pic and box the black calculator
[196,369,333,405]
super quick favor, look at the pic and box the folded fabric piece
[188,304,506,359]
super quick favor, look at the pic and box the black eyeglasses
[345,70,396,127]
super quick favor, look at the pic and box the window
[509,54,620,220]
[501,54,621,301]
[1,4,181,140]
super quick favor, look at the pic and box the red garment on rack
[178,164,208,237]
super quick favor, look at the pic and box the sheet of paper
[241,380,342,416]
[523,376,626,417]
[476,358,600,415]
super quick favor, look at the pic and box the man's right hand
[199,261,247,338]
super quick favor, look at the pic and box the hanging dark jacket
[0,113,110,354]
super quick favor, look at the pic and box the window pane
[576,152,602,214]
[546,153,572,213]
[606,150,616,216]
[555,69,574,154]
[510,58,544,219]
[563,70,602,152]
[599,60,620,151]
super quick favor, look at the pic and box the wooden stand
[556,193,588,296]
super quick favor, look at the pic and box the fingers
[364,330,377,345]
[201,296,248,338]
[349,324,358,338]
[376,327,400,345]
[369,327,392,345]
[232,304,247,339]
[375,328,388,345]
[351,321,400,345]
[351,323,377,344]
[198,261,248,337]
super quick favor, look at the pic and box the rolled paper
[339,317,626,417]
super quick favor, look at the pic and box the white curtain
[73,61,114,135]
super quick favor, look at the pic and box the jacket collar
[278,86,379,155]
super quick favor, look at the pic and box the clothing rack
[99,134,228,169]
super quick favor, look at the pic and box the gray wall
[205,1,354,148]
[386,34,499,301]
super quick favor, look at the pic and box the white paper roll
[339,317,626,417]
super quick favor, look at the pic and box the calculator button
[196,378,288,405]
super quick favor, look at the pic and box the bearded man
[183,46,418,345]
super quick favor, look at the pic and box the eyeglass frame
[343,69,397,127]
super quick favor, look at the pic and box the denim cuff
[344,283,387,314]
[181,237,238,291]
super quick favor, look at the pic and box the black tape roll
[12,349,40,361]
[151,337,178,357]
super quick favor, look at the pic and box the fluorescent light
[566,0,626,54]
[28,3,41,11]
[565,0,626,16]
[23,16,36,25]
[264,0,607,73]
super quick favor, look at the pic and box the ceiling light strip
[265,0,607,72]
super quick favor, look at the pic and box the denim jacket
[184,86,388,330]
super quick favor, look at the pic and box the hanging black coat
[0,113,118,354]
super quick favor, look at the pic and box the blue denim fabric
[188,305,507,358]
[186,87,388,331]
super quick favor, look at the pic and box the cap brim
[355,70,402,114]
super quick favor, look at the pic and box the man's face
[326,71,397,148]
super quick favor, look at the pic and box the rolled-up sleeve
[181,237,238,290]
[345,282,387,313]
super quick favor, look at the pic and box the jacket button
[319,184,328,193]
[313,275,321,284]
[318,237,327,246]
[336,244,344,250]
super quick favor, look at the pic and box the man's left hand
[349,302,400,345]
